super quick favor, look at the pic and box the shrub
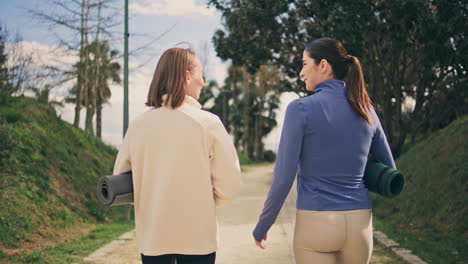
[263,150,276,162]
[2,110,23,123]
[0,121,15,153]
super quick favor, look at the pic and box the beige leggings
[293,209,373,264]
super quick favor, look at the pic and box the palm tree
[92,40,120,138]
[67,40,120,138]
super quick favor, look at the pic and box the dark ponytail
[305,38,373,125]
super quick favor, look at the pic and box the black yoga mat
[97,172,133,206]
[364,160,404,198]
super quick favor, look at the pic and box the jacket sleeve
[113,127,132,175]
[370,112,396,169]
[209,117,242,208]
[253,99,305,242]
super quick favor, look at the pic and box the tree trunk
[74,0,88,127]
[85,91,95,134]
[242,68,250,156]
[96,94,102,138]
[231,66,239,149]
[257,98,264,161]
[222,89,229,129]
[84,2,94,133]
[87,2,103,135]
[83,0,92,132]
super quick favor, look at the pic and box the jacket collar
[314,79,346,95]
[161,94,202,109]
[184,95,202,109]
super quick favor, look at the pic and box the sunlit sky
[1,0,298,151]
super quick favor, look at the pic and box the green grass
[371,239,406,264]
[4,220,135,264]
[238,151,255,165]
[0,96,125,257]
[371,115,467,264]
[237,151,274,167]
[373,217,463,264]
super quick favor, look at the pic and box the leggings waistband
[296,208,371,216]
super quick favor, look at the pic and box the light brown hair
[146,47,196,108]
[305,38,373,125]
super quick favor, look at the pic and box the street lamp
[122,0,130,220]
[123,0,129,136]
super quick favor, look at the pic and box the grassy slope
[0,96,125,256]
[371,115,467,263]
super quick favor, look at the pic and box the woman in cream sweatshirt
[113,46,241,264]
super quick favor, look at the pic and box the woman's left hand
[255,234,268,249]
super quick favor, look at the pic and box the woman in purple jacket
[253,38,396,264]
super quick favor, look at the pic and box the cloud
[6,41,76,68]
[5,41,78,103]
[129,0,215,17]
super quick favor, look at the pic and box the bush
[237,151,254,165]
[0,121,15,153]
[2,110,23,123]
[263,150,276,162]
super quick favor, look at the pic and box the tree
[200,64,280,161]
[199,79,217,107]
[0,25,33,103]
[253,64,281,160]
[92,40,120,138]
[209,0,292,159]
[31,84,64,107]
[241,67,251,155]
[209,0,290,74]
[0,24,71,108]
[5,34,35,97]
[209,0,467,157]
[292,0,466,155]
[67,40,120,138]
[0,25,12,104]
[30,0,120,130]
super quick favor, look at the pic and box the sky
[0,0,298,151]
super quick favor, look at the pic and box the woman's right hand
[255,234,268,250]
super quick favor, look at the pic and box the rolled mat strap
[97,172,134,206]
[364,160,404,198]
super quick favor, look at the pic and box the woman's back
[296,79,389,210]
[114,96,241,256]
[254,38,396,264]
[114,47,240,263]
[256,79,395,230]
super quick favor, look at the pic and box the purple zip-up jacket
[253,79,396,242]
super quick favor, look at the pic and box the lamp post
[122,0,130,220]
[123,0,129,136]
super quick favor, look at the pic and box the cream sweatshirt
[113,95,241,256]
